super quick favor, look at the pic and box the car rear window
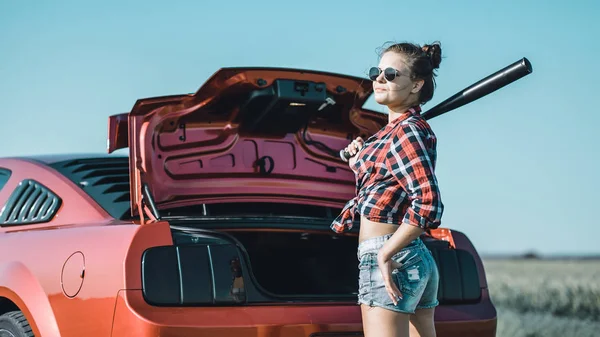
[0,168,11,192]
[49,157,131,219]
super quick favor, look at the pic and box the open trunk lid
[108,67,387,219]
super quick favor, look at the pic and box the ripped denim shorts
[357,234,439,314]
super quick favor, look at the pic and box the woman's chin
[374,95,389,105]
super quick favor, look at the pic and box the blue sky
[1,0,598,255]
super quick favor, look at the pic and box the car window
[0,168,11,192]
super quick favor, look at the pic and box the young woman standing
[333,42,444,337]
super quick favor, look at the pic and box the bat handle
[339,149,352,162]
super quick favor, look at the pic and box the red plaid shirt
[331,106,444,233]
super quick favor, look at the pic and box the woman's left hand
[377,254,403,305]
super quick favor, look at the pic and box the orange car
[0,64,532,336]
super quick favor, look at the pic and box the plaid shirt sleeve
[385,121,444,229]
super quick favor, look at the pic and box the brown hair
[380,41,442,105]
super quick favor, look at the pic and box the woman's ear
[411,79,424,94]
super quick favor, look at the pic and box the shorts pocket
[358,253,374,296]
[392,250,428,298]
[391,248,423,270]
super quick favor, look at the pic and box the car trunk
[107,67,388,222]
[142,220,361,304]
[140,215,485,307]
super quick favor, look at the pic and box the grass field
[482,258,600,337]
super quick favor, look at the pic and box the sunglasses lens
[368,67,381,80]
[384,68,397,81]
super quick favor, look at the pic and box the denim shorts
[357,234,439,314]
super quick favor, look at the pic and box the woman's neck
[387,103,416,123]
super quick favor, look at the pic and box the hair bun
[422,42,442,69]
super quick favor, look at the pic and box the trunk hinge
[140,183,161,224]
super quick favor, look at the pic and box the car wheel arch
[0,295,38,337]
[0,263,61,337]
[0,296,19,315]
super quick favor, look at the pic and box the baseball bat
[340,57,533,161]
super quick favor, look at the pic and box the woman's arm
[376,121,444,304]
[379,121,444,261]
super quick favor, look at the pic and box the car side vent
[0,179,62,225]
[49,157,131,219]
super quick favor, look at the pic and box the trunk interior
[167,225,360,301]
[228,230,359,297]
[141,220,484,307]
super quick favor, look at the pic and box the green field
[482,258,600,337]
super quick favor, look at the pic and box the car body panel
[0,157,138,336]
[112,289,365,336]
[111,285,495,337]
[0,214,133,335]
[0,263,61,337]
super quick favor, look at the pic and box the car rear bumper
[433,296,497,337]
[435,318,497,337]
[111,290,364,337]
[110,290,496,337]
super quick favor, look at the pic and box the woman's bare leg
[408,308,436,337]
[361,304,410,337]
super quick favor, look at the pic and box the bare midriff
[358,215,400,243]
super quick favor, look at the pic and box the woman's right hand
[343,137,364,166]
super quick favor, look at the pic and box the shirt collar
[388,105,422,126]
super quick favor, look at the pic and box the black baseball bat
[340,57,533,161]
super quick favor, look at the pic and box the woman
[332,41,444,337]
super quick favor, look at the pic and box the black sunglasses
[368,67,404,81]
